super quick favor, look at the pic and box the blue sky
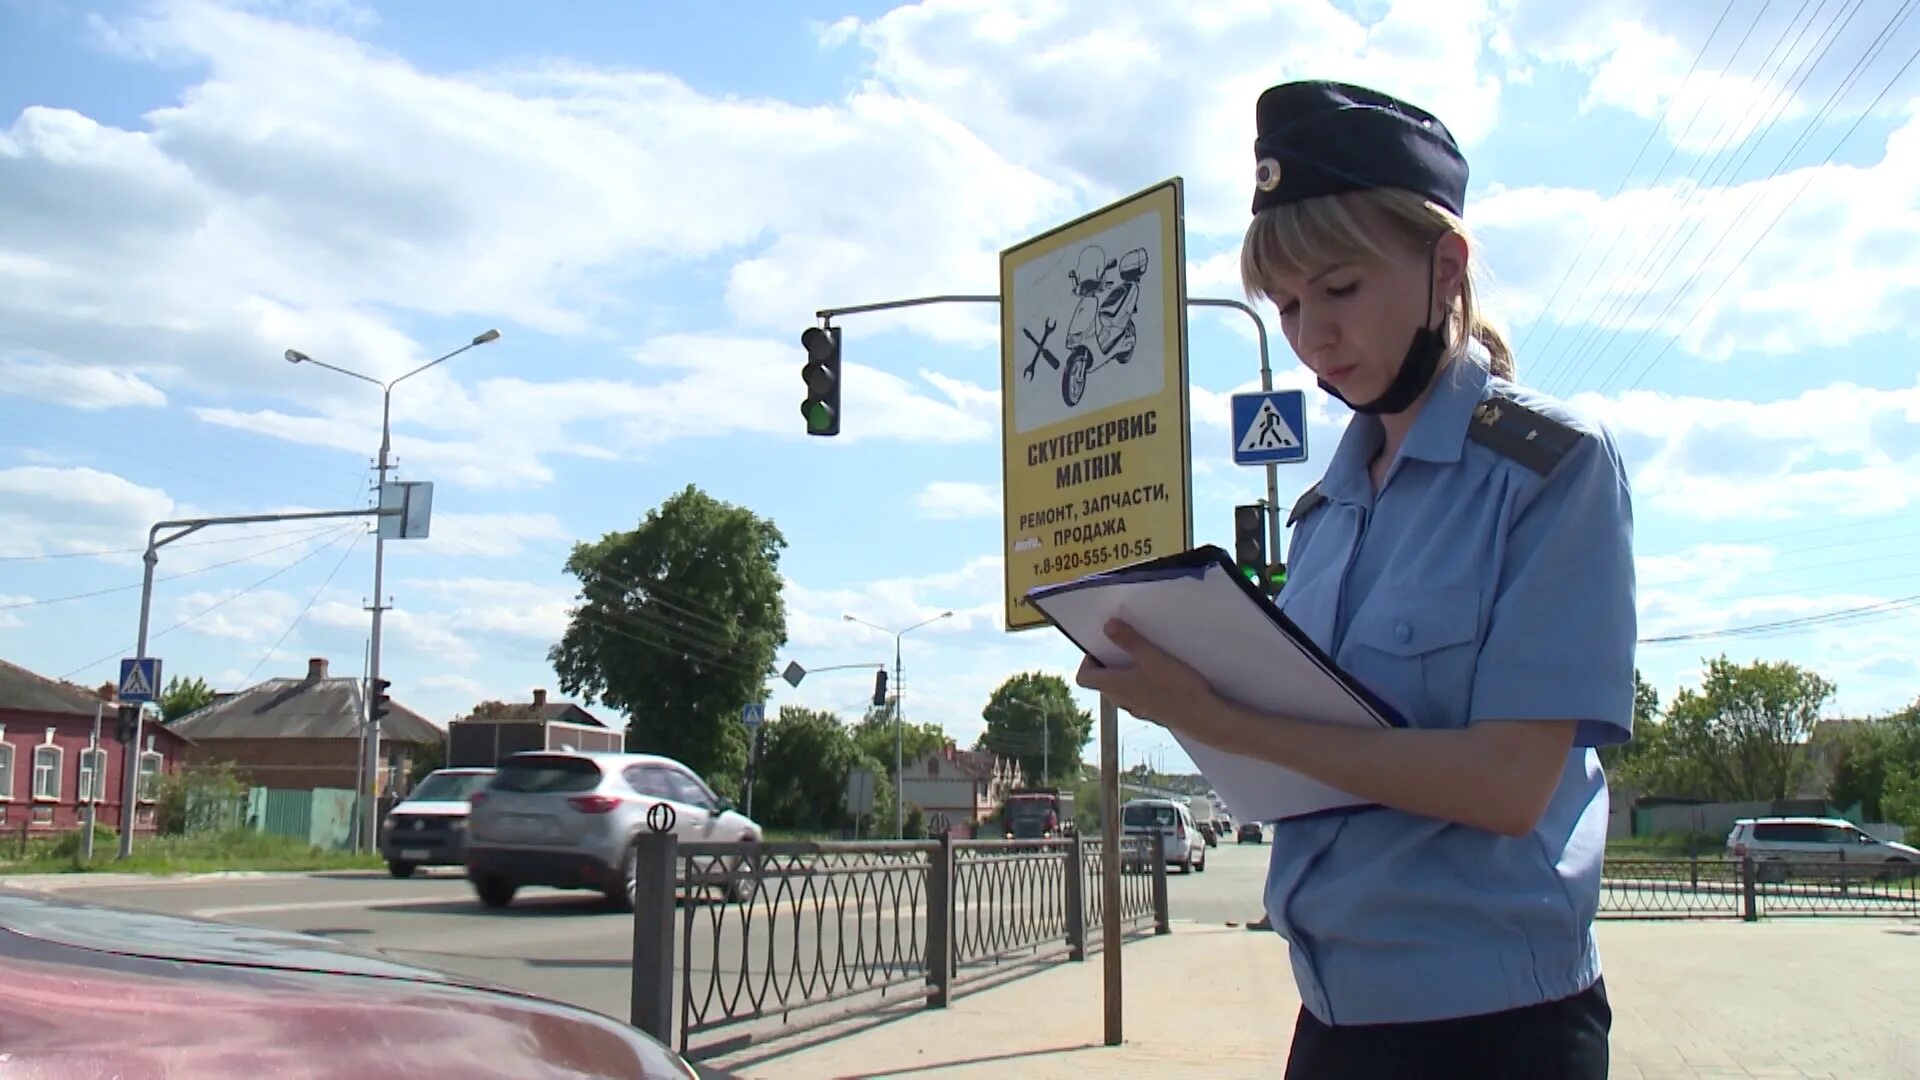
[3,0,1918,778]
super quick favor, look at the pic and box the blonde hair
[1239,187,1514,380]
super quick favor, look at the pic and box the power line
[238,530,366,687]
[1594,0,1914,395]
[1546,0,1857,396]
[58,527,365,680]
[0,526,361,611]
[1620,9,1920,393]
[1513,0,1744,376]
[0,522,345,563]
[1639,591,1920,644]
[1526,0,1777,392]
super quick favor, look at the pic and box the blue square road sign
[118,657,162,704]
[1231,390,1309,466]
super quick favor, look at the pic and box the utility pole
[83,702,101,862]
[844,610,952,838]
[123,506,397,859]
[286,329,500,850]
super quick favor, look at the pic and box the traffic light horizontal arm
[815,294,1000,322]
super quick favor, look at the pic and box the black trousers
[1284,978,1610,1080]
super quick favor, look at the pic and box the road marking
[193,895,476,919]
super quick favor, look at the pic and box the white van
[1120,798,1206,874]
[1726,816,1917,881]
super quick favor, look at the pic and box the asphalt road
[26,839,1279,1025]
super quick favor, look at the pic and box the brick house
[166,657,441,796]
[0,659,192,837]
[897,742,1025,837]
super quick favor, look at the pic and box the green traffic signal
[799,325,842,437]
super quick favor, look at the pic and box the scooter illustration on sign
[1021,244,1149,408]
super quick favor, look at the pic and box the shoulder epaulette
[1286,484,1326,527]
[1467,394,1585,476]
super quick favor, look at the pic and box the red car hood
[0,888,693,1079]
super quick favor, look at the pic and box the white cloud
[0,356,167,410]
[1474,112,1920,385]
[401,576,574,643]
[395,512,569,560]
[0,466,174,558]
[168,587,300,643]
[834,0,1506,241]
[916,481,999,520]
[1573,377,1920,522]
[1499,3,1920,155]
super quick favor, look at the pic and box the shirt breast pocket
[1346,586,1483,729]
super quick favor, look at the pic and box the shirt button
[1394,621,1412,643]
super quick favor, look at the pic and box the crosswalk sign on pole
[1231,390,1309,466]
[118,658,162,704]
[741,702,765,730]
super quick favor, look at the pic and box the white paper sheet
[1028,552,1396,823]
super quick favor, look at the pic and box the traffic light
[872,668,889,708]
[799,325,842,436]
[1233,504,1267,584]
[115,703,139,744]
[370,678,393,723]
[1264,561,1287,598]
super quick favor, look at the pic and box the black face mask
[1319,245,1446,416]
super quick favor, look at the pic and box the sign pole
[116,539,160,860]
[1100,692,1122,1045]
[118,506,398,859]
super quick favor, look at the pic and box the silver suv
[464,750,763,910]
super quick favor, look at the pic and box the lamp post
[843,610,952,838]
[284,329,500,851]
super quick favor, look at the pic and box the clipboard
[1025,544,1406,823]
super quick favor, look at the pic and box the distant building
[0,659,192,836]
[446,688,622,767]
[897,742,1024,837]
[166,657,441,796]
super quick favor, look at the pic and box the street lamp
[844,609,952,838]
[284,328,501,851]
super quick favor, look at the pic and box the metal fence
[629,830,1168,1060]
[1600,856,1920,920]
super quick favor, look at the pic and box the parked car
[1726,816,1918,881]
[1120,798,1205,873]
[464,750,763,910]
[379,767,495,878]
[0,886,696,1078]
[1237,821,1265,844]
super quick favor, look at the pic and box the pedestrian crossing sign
[118,657,162,704]
[1231,390,1308,466]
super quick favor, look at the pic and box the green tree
[1826,701,1920,823]
[160,675,214,722]
[408,731,446,785]
[548,485,787,794]
[978,672,1093,787]
[850,698,949,775]
[1598,670,1691,791]
[1661,656,1836,802]
[751,706,865,831]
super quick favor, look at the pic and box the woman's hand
[1075,619,1234,748]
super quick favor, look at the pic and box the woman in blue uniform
[1077,80,1635,1078]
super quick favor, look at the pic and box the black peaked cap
[1251,80,1468,217]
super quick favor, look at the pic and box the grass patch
[1606,832,1721,858]
[0,826,383,876]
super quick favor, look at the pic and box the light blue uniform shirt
[1265,350,1636,1026]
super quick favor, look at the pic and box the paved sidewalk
[698,919,1920,1079]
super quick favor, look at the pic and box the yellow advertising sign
[999,178,1193,631]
